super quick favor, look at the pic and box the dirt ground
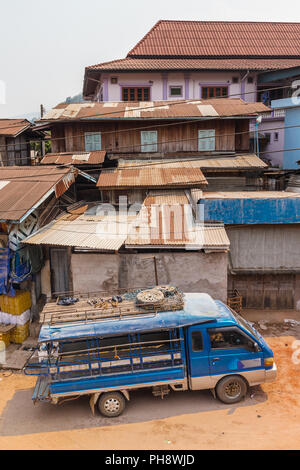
[0,327,299,449]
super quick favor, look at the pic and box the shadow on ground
[0,385,267,436]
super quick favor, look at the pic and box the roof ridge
[155,19,300,25]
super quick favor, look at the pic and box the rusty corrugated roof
[0,119,31,137]
[41,151,106,165]
[97,163,207,189]
[0,166,79,222]
[126,202,229,249]
[41,99,269,122]
[118,154,267,170]
[127,20,300,57]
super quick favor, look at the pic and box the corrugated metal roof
[118,154,267,170]
[86,57,300,72]
[97,163,207,189]
[143,189,190,206]
[41,99,269,122]
[0,119,31,137]
[23,213,129,251]
[23,198,229,251]
[203,191,300,199]
[0,167,79,222]
[126,201,229,249]
[41,151,106,165]
[127,20,300,57]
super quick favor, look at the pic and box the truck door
[186,325,212,390]
[207,326,265,385]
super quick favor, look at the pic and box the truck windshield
[230,310,261,342]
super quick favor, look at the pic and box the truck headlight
[264,357,274,367]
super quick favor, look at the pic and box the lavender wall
[102,71,258,103]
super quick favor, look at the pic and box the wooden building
[0,119,43,166]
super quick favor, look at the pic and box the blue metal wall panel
[49,366,186,396]
[202,198,300,224]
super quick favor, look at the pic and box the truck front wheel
[215,375,247,404]
[98,392,126,417]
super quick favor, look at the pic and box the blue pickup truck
[24,293,276,417]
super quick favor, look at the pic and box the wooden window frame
[122,87,151,102]
[201,86,228,99]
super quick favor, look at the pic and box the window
[232,77,239,84]
[198,129,215,151]
[122,87,150,101]
[141,130,158,152]
[169,86,182,97]
[274,132,279,141]
[111,77,118,84]
[257,86,284,106]
[84,132,101,151]
[138,331,171,353]
[208,328,250,350]
[247,76,254,84]
[191,331,203,352]
[201,86,228,99]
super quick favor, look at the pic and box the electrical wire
[1,118,299,167]
[0,82,292,134]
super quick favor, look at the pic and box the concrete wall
[41,259,51,298]
[70,251,228,302]
[71,253,120,294]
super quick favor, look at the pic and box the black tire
[215,375,247,404]
[97,392,125,417]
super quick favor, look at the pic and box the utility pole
[40,104,46,158]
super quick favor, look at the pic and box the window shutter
[84,133,101,151]
[141,131,158,152]
[198,129,215,151]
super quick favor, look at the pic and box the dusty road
[0,334,299,450]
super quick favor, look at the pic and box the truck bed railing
[24,331,184,381]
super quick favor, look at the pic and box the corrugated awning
[97,162,208,189]
[0,166,81,223]
[41,151,106,165]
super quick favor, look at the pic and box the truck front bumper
[265,363,277,382]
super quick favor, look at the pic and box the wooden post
[153,256,158,286]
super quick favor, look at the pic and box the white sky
[0,0,300,118]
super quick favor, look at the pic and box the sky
[1,0,300,118]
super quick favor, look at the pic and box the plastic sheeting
[0,248,15,295]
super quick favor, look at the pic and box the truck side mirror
[248,341,259,352]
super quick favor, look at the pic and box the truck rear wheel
[215,375,247,404]
[97,392,125,417]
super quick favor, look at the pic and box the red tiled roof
[86,57,300,72]
[127,20,300,58]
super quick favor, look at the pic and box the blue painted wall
[201,197,300,224]
[272,98,300,169]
